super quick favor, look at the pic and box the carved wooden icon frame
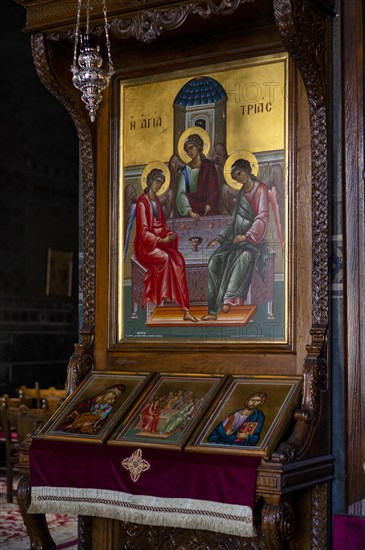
[108,372,226,450]
[186,375,302,457]
[37,371,154,444]
[111,52,293,352]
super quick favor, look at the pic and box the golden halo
[178,127,211,163]
[224,150,259,190]
[141,161,171,196]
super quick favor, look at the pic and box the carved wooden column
[311,483,329,550]
[267,2,333,546]
[261,500,294,550]
[274,0,331,330]
[258,456,332,549]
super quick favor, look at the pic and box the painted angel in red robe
[140,398,161,433]
[134,168,198,322]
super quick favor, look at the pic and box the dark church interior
[1,0,79,395]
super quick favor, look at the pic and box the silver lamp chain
[103,0,114,76]
[71,0,115,122]
[86,0,90,34]
[72,0,82,69]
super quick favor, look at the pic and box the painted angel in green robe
[201,159,270,320]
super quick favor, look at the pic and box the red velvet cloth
[30,439,260,508]
[333,514,365,550]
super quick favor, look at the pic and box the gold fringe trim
[29,486,254,537]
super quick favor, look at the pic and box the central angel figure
[176,133,220,219]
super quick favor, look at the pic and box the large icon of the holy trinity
[119,54,288,343]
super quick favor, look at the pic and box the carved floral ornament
[44,1,254,44]
[108,0,255,43]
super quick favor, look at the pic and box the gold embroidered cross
[122,448,150,482]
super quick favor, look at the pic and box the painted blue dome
[174,76,227,107]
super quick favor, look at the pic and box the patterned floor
[0,477,78,550]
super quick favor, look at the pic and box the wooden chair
[18,383,65,412]
[0,396,21,482]
[1,397,52,503]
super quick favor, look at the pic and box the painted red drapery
[134,193,190,310]
[186,158,220,216]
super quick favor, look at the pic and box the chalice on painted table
[189,236,203,252]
